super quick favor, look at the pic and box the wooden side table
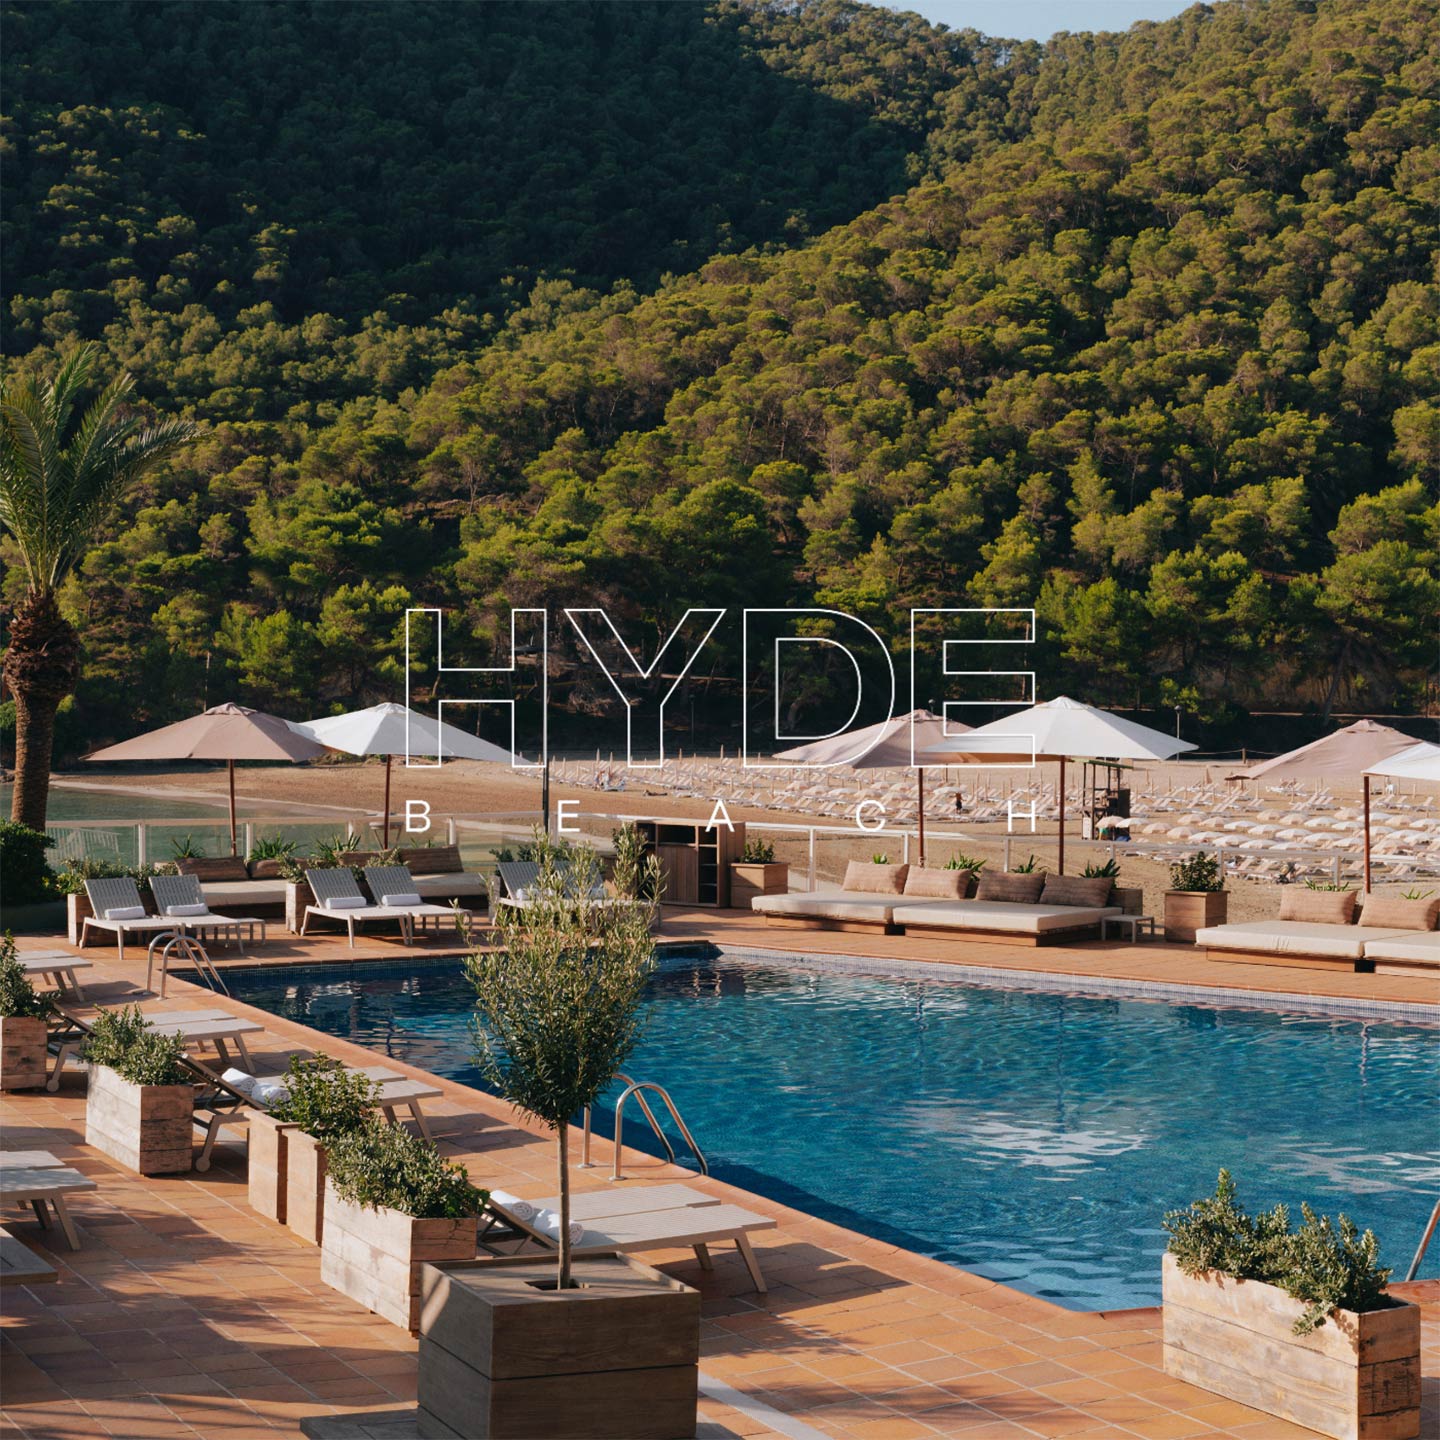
[1103,914,1156,943]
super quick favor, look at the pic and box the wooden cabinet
[635,820,744,906]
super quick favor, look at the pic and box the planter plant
[730,836,788,908]
[265,1056,379,1243]
[431,846,700,1440]
[83,1005,193,1174]
[1164,850,1227,942]
[0,931,54,1090]
[610,822,665,930]
[1162,1170,1419,1440]
[319,1117,482,1333]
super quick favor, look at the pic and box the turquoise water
[218,947,1439,1310]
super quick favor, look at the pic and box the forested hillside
[2,0,1437,750]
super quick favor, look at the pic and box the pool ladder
[145,933,229,999]
[1405,1197,1439,1282]
[580,1072,708,1181]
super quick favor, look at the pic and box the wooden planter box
[248,1111,298,1223]
[418,1253,699,1440]
[85,1063,193,1175]
[0,1016,48,1091]
[1163,889,1227,943]
[285,1129,328,1244]
[730,862,788,909]
[1113,885,1143,916]
[320,1183,478,1333]
[67,892,93,946]
[1162,1253,1419,1440]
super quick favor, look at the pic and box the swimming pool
[220,947,1440,1310]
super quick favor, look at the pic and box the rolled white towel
[221,1067,258,1099]
[532,1206,584,1245]
[323,896,366,910]
[510,886,529,902]
[166,902,209,917]
[380,892,422,907]
[251,1079,291,1107]
[103,905,146,920]
[488,1188,538,1224]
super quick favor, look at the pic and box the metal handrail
[145,932,228,999]
[580,1072,670,1168]
[610,1081,708,1182]
[1405,1197,1440,1282]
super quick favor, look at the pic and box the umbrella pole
[917,768,926,868]
[1058,756,1066,875]
[228,760,238,856]
[383,754,392,850]
[1362,773,1371,893]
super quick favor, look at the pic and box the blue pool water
[220,948,1440,1310]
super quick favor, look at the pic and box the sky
[904,1,1198,42]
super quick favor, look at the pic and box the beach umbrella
[922,696,1196,873]
[774,708,973,866]
[85,702,330,854]
[1229,721,1431,891]
[292,701,524,847]
[1362,742,1440,888]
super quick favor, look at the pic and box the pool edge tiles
[710,942,1440,1025]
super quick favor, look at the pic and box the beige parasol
[85,702,330,854]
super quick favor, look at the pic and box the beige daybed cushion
[1196,920,1413,961]
[1357,895,1440,931]
[752,893,895,924]
[1040,874,1114,907]
[975,871,1046,904]
[1278,889,1358,924]
[903,868,972,900]
[412,873,487,900]
[199,879,288,909]
[892,899,1120,934]
[842,861,909,894]
[1363,933,1440,965]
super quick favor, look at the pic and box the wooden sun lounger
[1,1229,57,1286]
[0,1162,97,1251]
[15,952,92,1000]
[46,1006,265,1089]
[481,1182,776,1292]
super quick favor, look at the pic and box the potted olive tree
[416,846,699,1440]
[1163,851,1227,941]
[0,932,54,1090]
[83,1005,193,1174]
[319,1117,483,1333]
[729,836,788,908]
[1162,1170,1419,1439]
[262,1056,379,1242]
[610,822,665,932]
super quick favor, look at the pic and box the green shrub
[611,822,662,904]
[82,1004,188,1086]
[169,834,206,859]
[325,1117,484,1218]
[1081,858,1121,879]
[1304,878,1351,892]
[1164,1169,1393,1335]
[1011,854,1040,873]
[871,852,890,864]
[1169,851,1222,892]
[50,859,174,896]
[0,822,56,905]
[944,852,985,873]
[267,1056,379,1141]
[248,835,298,861]
[739,837,776,864]
[0,933,54,1019]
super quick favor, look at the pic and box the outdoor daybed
[1197,891,1439,972]
[752,864,1121,945]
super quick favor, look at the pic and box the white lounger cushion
[1197,920,1416,961]
[1359,934,1440,966]
[380,892,422,907]
[103,905,147,920]
[752,892,895,924]
[166,902,210,917]
[892,899,1120,933]
[323,896,367,910]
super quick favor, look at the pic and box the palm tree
[1,345,196,828]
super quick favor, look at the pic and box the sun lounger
[362,865,474,940]
[0,1160,96,1251]
[78,878,176,962]
[300,868,415,947]
[0,1228,57,1286]
[14,952,92,1000]
[149,874,267,951]
[45,1004,264,1089]
[493,860,618,912]
[479,1181,776,1292]
[1362,933,1440,974]
[189,1058,443,1169]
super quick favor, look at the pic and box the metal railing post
[136,823,147,868]
[244,822,254,859]
[808,829,816,891]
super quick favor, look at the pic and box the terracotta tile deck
[2,927,1436,1440]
